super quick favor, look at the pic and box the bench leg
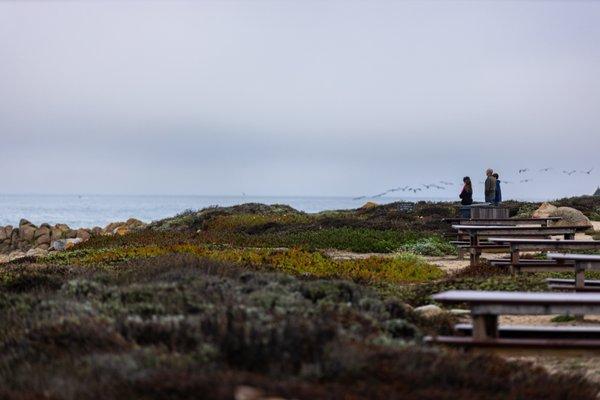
[472,314,498,341]
[469,250,480,267]
[575,270,585,290]
[510,250,520,275]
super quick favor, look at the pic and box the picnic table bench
[452,225,579,267]
[426,290,600,351]
[443,217,561,227]
[487,238,600,273]
[545,253,600,291]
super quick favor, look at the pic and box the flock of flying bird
[353,167,596,200]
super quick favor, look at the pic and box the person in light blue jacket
[493,173,502,205]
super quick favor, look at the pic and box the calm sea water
[0,194,455,229]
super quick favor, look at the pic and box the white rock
[8,250,26,262]
[51,238,83,251]
[414,304,444,318]
[532,202,557,219]
[26,248,49,258]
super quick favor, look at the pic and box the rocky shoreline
[0,218,146,263]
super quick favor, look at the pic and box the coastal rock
[19,219,33,228]
[51,238,83,251]
[34,226,51,239]
[360,202,378,210]
[51,227,64,241]
[104,218,146,236]
[35,234,51,246]
[113,226,130,236]
[55,224,71,233]
[532,202,558,219]
[19,224,36,242]
[76,229,91,241]
[26,248,48,258]
[549,207,592,228]
[103,222,123,234]
[8,250,26,262]
[413,304,444,318]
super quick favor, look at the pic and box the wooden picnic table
[430,290,600,349]
[487,238,600,273]
[443,217,561,227]
[452,225,579,267]
[547,253,600,290]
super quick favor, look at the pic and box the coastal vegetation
[2,196,600,398]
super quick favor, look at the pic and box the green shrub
[400,237,457,256]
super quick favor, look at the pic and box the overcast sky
[1,0,599,200]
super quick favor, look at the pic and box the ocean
[0,194,456,229]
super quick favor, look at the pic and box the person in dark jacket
[493,173,502,205]
[484,168,496,203]
[459,176,473,205]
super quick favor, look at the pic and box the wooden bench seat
[428,290,600,352]
[443,217,561,226]
[454,226,579,267]
[547,278,600,287]
[425,335,600,352]
[489,258,575,272]
[454,323,600,339]
[486,238,600,274]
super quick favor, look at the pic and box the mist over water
[0,193,554,229]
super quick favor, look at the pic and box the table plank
[433,290,600,305]
[547,253,600,262]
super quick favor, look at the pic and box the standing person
[459,176,473,205]
[484,169,496,204]
[493,173,502,205]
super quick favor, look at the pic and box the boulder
[91,226,103,236]
[34,226,51,239]
[125,218,146,229]
[51,227,64,241]
[19,219,33,228]
[35,234,51,246]
[55,224,71,233]
[76,229,91,241]
[413,304,444,318]
[532,202,558,219]
[0,228,7,242]
[360,202,378,210]
[10,229,19,247]
[37,244,50,251]
[51,238,83,251]
[8,250,26,262]
[19,224,36,242]
[0,254,8,264]
[113,226,130,236]
[26,248,48,258]
[104,222,123,235]
[549,207,592,228]
[66,230,78,239]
